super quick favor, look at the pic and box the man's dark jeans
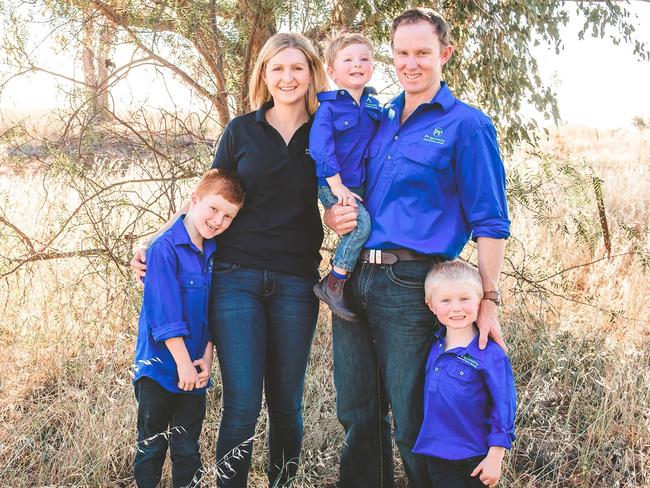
[333,258,443,488]
[209,263,319,488]
[134,376,206,488]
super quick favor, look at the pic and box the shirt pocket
[178,273,207,333]
[334,115,359,132]
[445,361,480,389]
[401,143,452,171]
[179,272,205,289]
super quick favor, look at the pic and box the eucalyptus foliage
[1,0,647,148]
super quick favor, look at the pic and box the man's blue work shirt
[412,328,516,460]
[364,82,510,257]
[309,87,382,187]
[133,216,215,395]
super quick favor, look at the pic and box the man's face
[392,20,453,98]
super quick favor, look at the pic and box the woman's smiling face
[263,47,312,108]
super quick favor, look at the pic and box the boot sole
[313,283,359,323]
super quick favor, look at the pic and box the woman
[132,33,328,487]
[205,33,327,487]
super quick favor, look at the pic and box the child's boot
[313,272,359,322]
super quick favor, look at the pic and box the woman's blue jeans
[209,263,319,488]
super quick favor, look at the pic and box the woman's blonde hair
[249,33,328,115]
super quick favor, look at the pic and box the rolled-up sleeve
[484,354,517,449]
[309,105,340,178]
[142,241,190,343]
[456,122,510,240]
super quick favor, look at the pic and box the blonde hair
[424,259,483,303]
[249,33,328,115]
[323,32,374,67]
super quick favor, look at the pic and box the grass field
[0,121,648,487]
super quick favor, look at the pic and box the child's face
[328,43,373,91]
[187,192,240,240]
[427,280,481,330]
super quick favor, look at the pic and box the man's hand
[323,204,358,236]
[477,299,507,351]
[177,361,200,391]
[470,446,505,487]
[130,247,147,286]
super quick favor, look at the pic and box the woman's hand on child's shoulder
[130,247,148,286]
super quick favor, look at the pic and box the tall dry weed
[0,125,648,487]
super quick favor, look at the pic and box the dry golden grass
[0,124,648,487]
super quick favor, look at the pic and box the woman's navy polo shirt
[211,101,323,278]
[412,328,517,460]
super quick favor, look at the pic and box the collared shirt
[133,216,215,394]
[309,87,382,187]
[364,82,510,257]
[412,328,516,460]
[211,101,323,278]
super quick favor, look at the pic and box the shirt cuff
[471,218,511,241]
[487,432,514,449]
[152,321,190,343]
[315,157,341,179]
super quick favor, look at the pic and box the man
[324,8,510,488]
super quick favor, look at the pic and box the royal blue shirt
[412,328,516,460]
[364,82,510,257]
[133,216,215,395]
[309,87,382,187]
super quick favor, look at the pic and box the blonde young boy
[310,32,382,321]
[412,260,516,488]
[132,169,243,487]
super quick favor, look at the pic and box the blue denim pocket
[213,261,239,274]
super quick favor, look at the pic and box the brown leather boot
[313,272,359,322]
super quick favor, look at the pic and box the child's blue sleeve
[309,104,340,179]
[142,240,189,343]
[483,354,517,449]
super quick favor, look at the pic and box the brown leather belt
[359,249,431,265]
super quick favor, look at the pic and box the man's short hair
[424,259,483,302]
[323,32,374,67]
[195,169,245,206]
[391,8,451,48]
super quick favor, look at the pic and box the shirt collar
[255,100,275,124]
[170,215,216,255]
[434,326,487,361]
[388,81,455,114]
[317,86,378,102]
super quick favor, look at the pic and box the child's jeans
[318,185,371,272]
[425,455,488,487]
[134,377,206,488]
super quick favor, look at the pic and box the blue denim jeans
[318,185,371,272]
[133,377,206,488]
[332,258,445,488]
[209,263,319,488]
